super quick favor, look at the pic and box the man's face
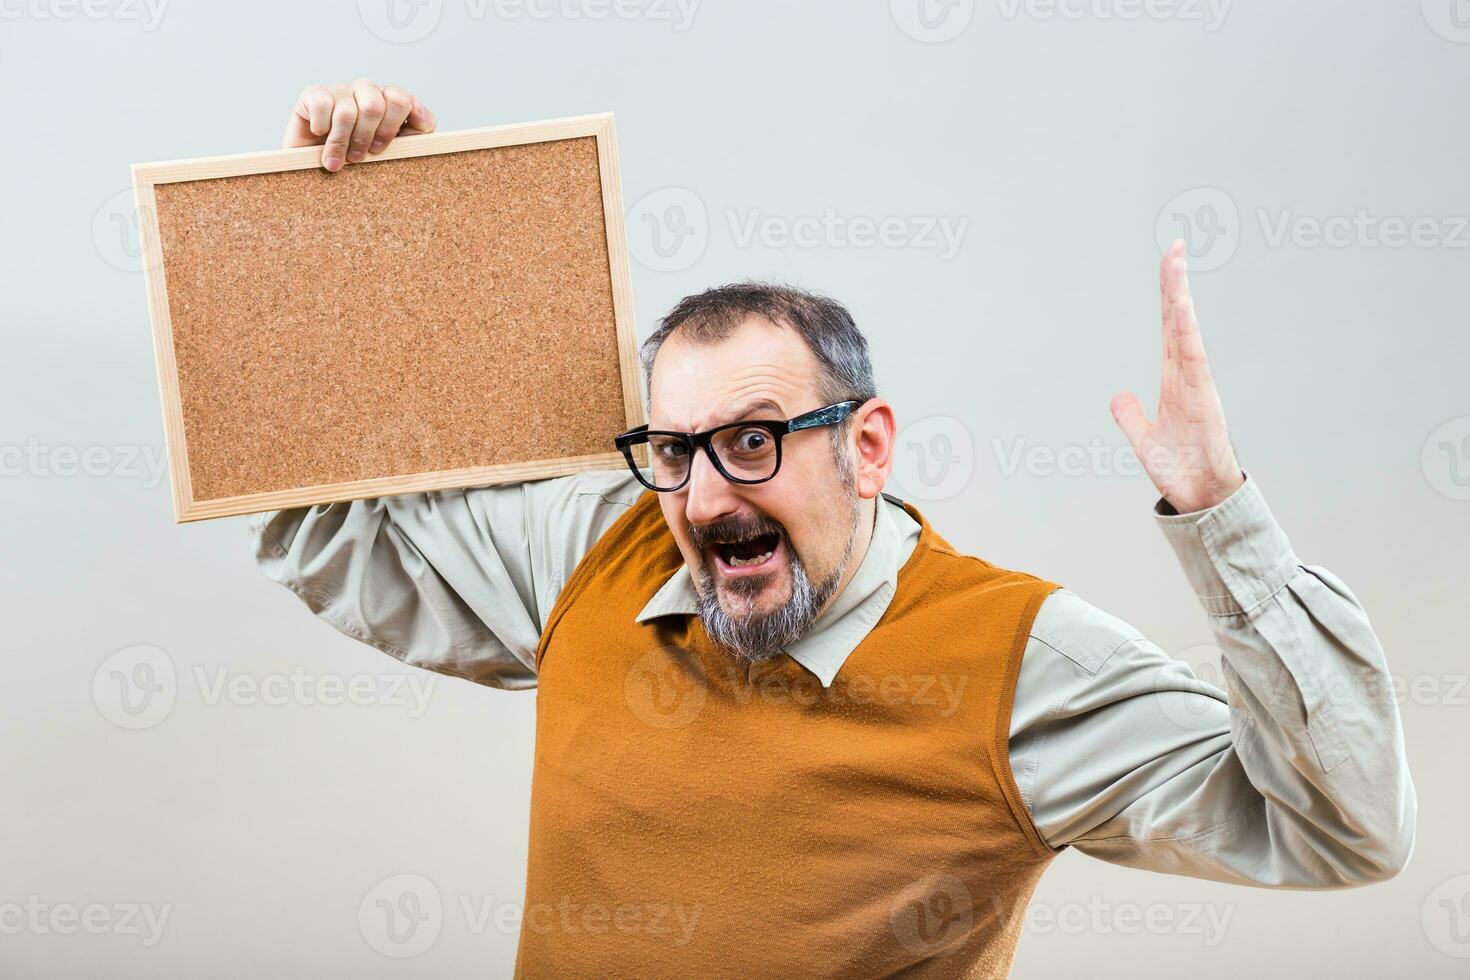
[647,317,876,662]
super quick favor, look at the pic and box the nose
[682,445,742,528]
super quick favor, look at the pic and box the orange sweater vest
[517,490,1062,978]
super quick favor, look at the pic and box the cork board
[132,114,645,523]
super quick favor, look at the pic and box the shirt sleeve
[249,468,648,690]
[1007,473,1417,888]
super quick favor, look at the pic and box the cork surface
[150,136,627,502]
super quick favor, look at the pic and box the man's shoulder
[516,468,653,530]
[1027,588,1150,677]
[526,467,648,504]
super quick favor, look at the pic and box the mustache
[688,515,786,551]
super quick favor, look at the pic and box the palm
[1110,240,1244,514]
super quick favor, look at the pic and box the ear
[850,399,896,500]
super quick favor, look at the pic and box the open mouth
[707,530,785,576]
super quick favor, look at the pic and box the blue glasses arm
[786,400,859,433]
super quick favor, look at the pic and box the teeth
[726,550,774,567]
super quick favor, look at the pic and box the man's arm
[1006,246,1415,886]
[251,469,649,689]
[1010,474,1416,887]
[255,79,649,687]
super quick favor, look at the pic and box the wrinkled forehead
[647,318,822,431]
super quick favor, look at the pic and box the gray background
[2,0,1467,975]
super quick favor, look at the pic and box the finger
[1110,391,1151,453]
[322,84,357,172]
[370,85,416,154]
[283,85,333,148]
[1159,238,1185,367]
[403,96,437,135]
[347,79,386,164]
[1168,250,1215,388]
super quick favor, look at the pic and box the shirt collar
[634,492,921,687]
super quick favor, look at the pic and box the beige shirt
[251,469,1415,886]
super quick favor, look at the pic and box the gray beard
[694,476,862,664]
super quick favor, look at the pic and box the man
[255,80,1416,977]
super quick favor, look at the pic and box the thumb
[1110,391,1151,453]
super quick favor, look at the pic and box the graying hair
[639,282,878,448]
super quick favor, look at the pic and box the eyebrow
[655,398,787,432]
[722,398,786,425]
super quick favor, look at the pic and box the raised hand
[1110,239,1246,514]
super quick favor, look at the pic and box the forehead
[648,317,821,430]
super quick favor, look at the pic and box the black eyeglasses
[614,400,862,492]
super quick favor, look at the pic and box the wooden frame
[132,114,645,523]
